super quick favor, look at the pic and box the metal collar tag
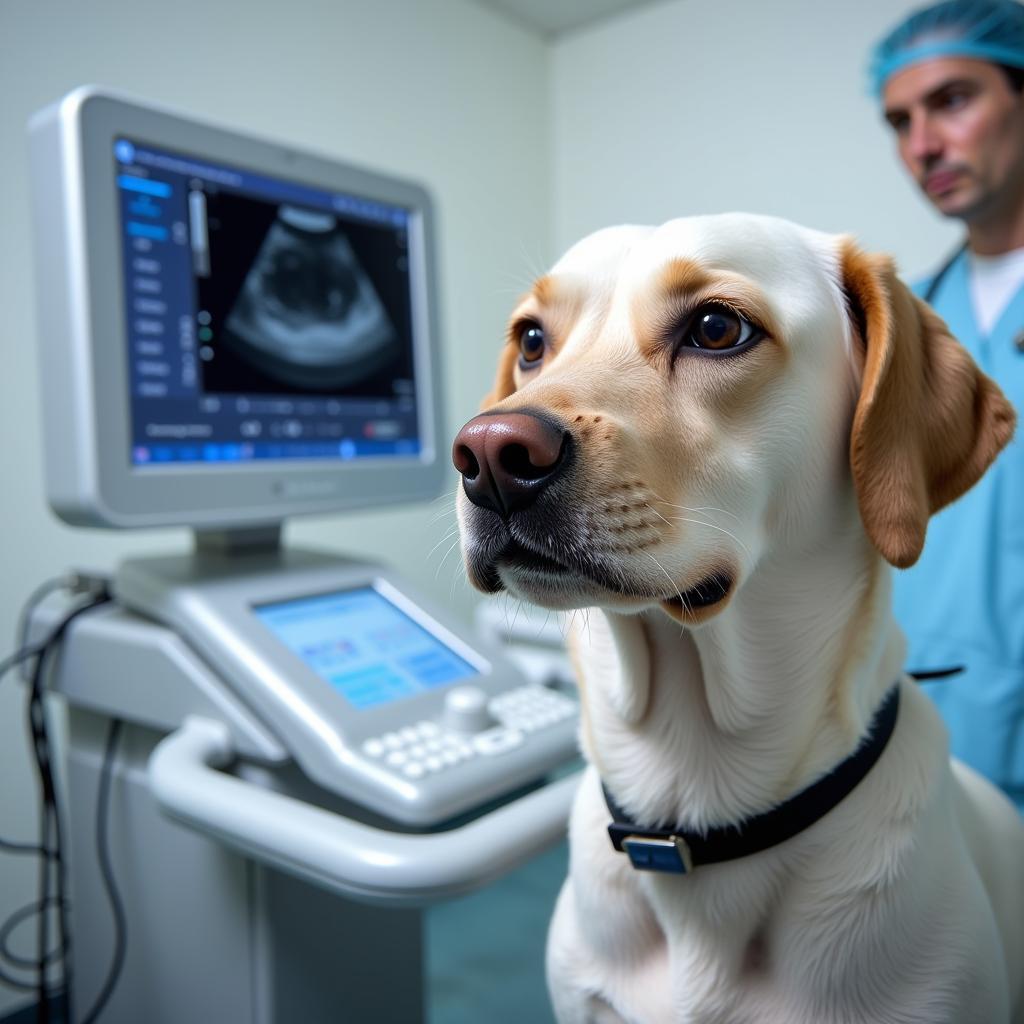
[621,834,693,874]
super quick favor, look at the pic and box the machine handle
[148,716,579,907]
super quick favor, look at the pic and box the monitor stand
[194,522,284,556]
[113,522,357,631]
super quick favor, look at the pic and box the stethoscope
[925,240,1024,352]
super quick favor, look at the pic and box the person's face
[882,56,1024,222]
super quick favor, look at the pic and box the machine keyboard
[490,683,576,732]
[361,685,576,780]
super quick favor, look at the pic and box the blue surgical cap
[869,0,1024,97]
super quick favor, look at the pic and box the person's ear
[841,239,1016,568]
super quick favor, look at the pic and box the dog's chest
[568,769,795,1022]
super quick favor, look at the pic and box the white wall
[551,0,962,277]
[0,0,549,1013]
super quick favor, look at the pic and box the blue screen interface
[254,587,478,711]
[113,138,421,467]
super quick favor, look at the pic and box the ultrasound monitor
[29,87,444,530]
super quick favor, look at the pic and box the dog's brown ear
[842,240,1015,569]
[480,343,518,410]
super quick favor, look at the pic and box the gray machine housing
[29,590,578,1022]
[28,86,446,529]
[114,547,578,826]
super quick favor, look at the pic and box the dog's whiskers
[433,534,463,581]
[643,502,674,529]
[425,505,454,524]
[510,598,524,637]
[655,498,742,523]
[643,551,693,639]
[665,515,751,557]
[448,565,469,603]
[427,525,461,562]
[497,593,512,635]
[539,607,554,644]
[643,551,683,601]
[428,496,460,523]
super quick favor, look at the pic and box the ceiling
[473,0,658,37]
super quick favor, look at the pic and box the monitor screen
[31,89,444,528]
[115,139,420,468]
[254,587,479,711]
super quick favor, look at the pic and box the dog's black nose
[452,412,568,516]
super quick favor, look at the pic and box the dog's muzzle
[452,410,570,517]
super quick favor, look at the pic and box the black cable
[32,798,53,1024]
[0,838,54,859]
[4,572,102,690]
[30,644,62,1023]
[0,580,112,1018]
[0,967,60,997]
[0,897,65,997]
[0,956,64,998]
[80,719,125,1024]
[0,898,66,971]
[20,591,111,1022]
[0,584,83,863]
[15,577,77,663]
[0,629,57,994]
[0,642,46,683]
[28,677,56,1024]
[34,595,112,1021]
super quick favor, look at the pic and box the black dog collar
[604,684,901,875]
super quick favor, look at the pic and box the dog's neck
[575,516,906,831]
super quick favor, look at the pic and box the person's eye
[677,304,765,355]
[940,89,971,112]
[517,321,546,367]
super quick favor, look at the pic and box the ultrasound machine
[24,87,579,1023]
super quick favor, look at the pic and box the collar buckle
[621,834,694,875]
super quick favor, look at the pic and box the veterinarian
[871,0,1024,812]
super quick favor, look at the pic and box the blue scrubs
[894,249,1024,812]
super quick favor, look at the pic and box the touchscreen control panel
[255,587,479,711]
[116,553,579,827]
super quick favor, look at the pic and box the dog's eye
[518,322,546,366]
[681,305,762,354]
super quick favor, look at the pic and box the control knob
[443,685,495,733]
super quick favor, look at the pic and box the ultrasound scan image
[222,205,400,391]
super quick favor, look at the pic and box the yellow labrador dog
[452,213,1024,1024]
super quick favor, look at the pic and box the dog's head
[453,214,1014,624]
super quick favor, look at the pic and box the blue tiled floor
[427,840,568,1024]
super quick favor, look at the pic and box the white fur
[459,214,1024,1023]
